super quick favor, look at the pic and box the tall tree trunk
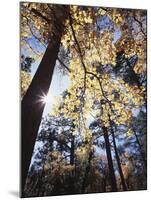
[70,135,75,165]
[68,135,75,194]
[133,130,147,169]
[109,118,127,191]
[21,39,60,196]
[102,126,117,192]
[21,7,68,195]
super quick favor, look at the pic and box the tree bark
[70,135,75,165]
[102,126,117,192]
[21,39,60,196]
[109,118,127,191]
[21,7,68,195]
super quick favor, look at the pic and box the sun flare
[41,95,48,104]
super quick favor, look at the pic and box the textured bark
[102,126,117,192]
[21,6,69,196]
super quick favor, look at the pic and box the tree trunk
[109,119,127,191]
[133,130,147,169]
[21,7,68,195]
[70,135,75,165]
[102,126,117,192]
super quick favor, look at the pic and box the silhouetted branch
[57,57,71,72]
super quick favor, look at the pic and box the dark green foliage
[21,55,35,73]
[114,52,141,87]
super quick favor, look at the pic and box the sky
[43,64,70,116]
[31,60,70,117]
[29,60,70,167]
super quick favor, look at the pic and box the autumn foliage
[20,2,147,197]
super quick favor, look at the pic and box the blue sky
[29,61,70,167]
[30,60,70,117]
[42,65,70,116]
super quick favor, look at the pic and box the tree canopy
[20,2,147,197]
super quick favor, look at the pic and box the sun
[38,90,55,112]
[38,92,49,104]
[41,95,48,104]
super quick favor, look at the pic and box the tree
[21,55,34,73]
[21,3,147,196]
[21,3,69,195]
[20,54,34,98]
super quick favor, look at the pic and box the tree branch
[68,12,114,113]
[30,8,51,24]
[57,57,71,72]
[133,15,146,38]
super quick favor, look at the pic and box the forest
[20,2,147,198]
